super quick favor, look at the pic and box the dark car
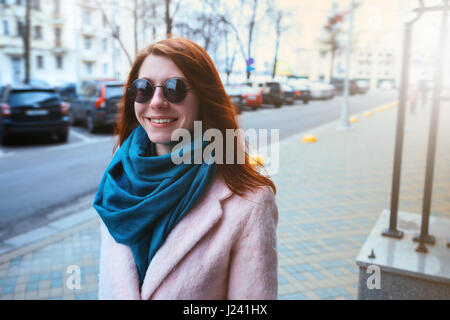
[0,84,69,144]
[331,79,359,95]
[56,82,78,102]
[287,79,311,104]
[69,80,124,133]
[248,81,284,108]
[281,83,296,105]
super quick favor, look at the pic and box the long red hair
[114,37,276,197]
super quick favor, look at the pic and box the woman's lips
[146,117,178,128]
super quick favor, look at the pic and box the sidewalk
[1,97,449,300]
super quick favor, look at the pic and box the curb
[0,201,98,261]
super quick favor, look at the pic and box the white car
[309,81,336,100]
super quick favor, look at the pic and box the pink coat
[98,174,279,300]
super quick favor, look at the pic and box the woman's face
[134,54,200,155]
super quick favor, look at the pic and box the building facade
[0,0,134,87]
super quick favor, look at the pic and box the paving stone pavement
[0,97,449,300]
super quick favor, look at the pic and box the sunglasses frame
[129,78,193,104]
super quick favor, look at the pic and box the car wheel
[87,114,97,133]
[303,99,309,104]
[57,130,68,143]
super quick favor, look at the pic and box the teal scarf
[93,124,217,286]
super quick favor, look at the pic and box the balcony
[81,25,96,37]
[81,50,97,62]
[79,0,98,10]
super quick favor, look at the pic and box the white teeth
[150,118,176,123]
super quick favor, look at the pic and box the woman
[93,37,278,300]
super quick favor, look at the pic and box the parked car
[355,80,370,94]
[247,81,284,108]
[330,79,359,95]
[281,83,296,105]
[287,79,311,104]
[309,81,336,100]
[379,80,395,90]
[0,84,69,144]
[224,84,262,112]
[224,85,245,113]
[69,80,124,133]
[56,82,78,102]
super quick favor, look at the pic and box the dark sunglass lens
[164,78,188,103]
[132,79,153,103]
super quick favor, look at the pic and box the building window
[85,62,93,75]
[55,27,61,46]
[102,38,107,52]
[16,20,22,37]
[37,55,44,69]
[34,25,42,39]
[56,56,63,69]
[32,0,40,10]
[103,63,108,74]
[3,20,9,36]
[84,37,91,50]
[82,11,90,25]
[15,0,22,5]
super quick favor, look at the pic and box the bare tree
[94,0,133,65]
[23,0,31,83]
[246,0,258,79]
[224,29,238,85]
[220,0,260,80]
[266,0,291,79]
[164,0,182,38]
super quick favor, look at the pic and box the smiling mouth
[146,117,178,124]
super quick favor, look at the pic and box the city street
[0,90,397,241]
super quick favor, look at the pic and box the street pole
[337,0,355,131]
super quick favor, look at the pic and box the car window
[8,90,60,106]
[105,85,124,99]
[81,83,97,97]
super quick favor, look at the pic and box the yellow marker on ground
[302,134,317,143]
[365,111,373,117]
[349,116,359,123]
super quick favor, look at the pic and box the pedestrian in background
[93,38,278,300]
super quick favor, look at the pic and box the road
[0,90,397,240]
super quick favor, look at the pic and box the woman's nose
[149,87,168,108]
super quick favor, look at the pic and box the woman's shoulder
[211,173,276,210]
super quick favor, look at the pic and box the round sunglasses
[129,78,192,104]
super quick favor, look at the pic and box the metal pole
[337,0,354,131]
[381,21,416,239]
[414,0,449,253]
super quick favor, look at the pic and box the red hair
[114,37,276,197]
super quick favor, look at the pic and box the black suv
[248,81,284,108]
[70,80,124,133]
[0,84,69,144]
